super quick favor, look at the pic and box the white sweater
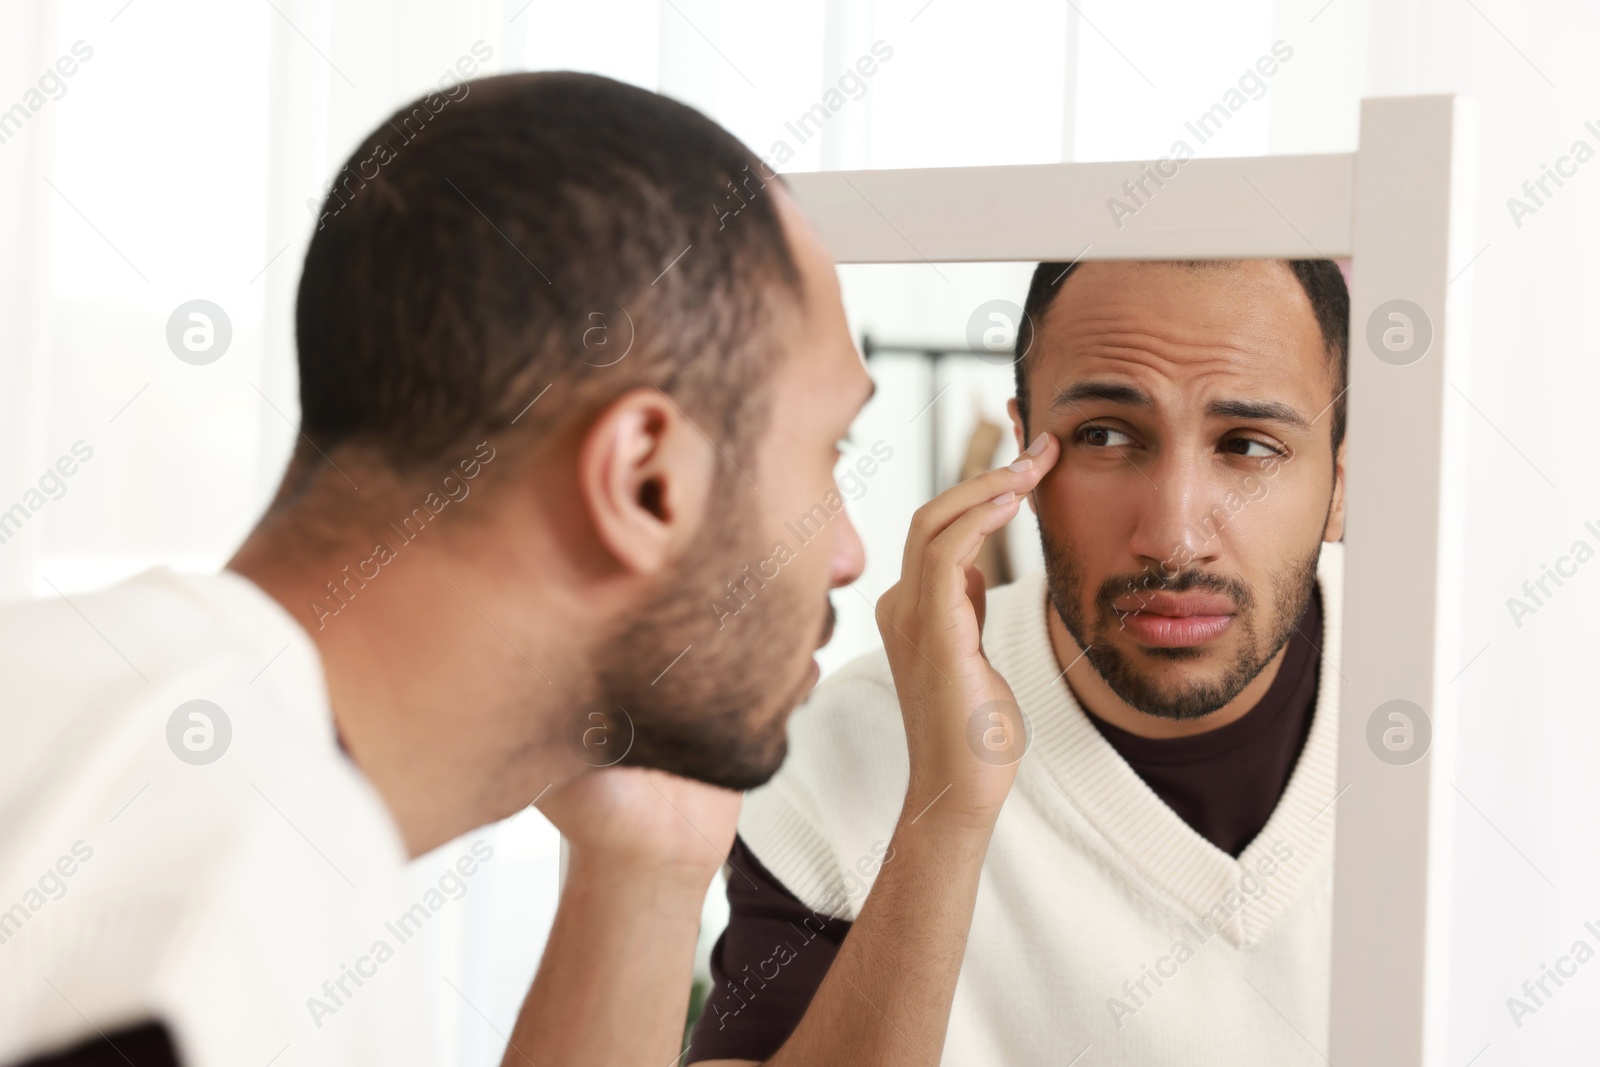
[0,568,441,1067]
[739,541,1344,1066]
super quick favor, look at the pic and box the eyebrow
[1051,379,1146,411]
[1208,396,1313,433]
[1049,378,1313,433]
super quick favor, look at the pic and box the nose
[832,508,867,588]
[1126,452,1222,578]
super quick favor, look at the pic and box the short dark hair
[1013,259,1349,452]
[294,71,801,479]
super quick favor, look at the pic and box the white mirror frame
[783,94,1476,1067]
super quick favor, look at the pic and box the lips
[1112,590,1236,648]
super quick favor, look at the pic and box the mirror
[693,256,1351,1063]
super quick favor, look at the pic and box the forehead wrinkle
[1073,339,1265,383]
[1057,350,1285,421]
[1039,282,1308,371]
[1039,314,1312,414]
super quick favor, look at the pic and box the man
[0,71,887,1066]
[4,66,1077,1067]
[689,258,1351,1066]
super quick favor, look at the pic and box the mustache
[1097,568,1253,616]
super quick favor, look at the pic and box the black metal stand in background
[861,333,994,500]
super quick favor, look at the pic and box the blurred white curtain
[0,0,61,603]
[3,0,1596,1062]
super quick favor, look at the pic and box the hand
[537,766,741,888]
[875,431,1060,828]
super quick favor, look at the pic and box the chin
[721,697,802,790]
[737,691,806,787]
[747,734,791,788]
[707,731,791,792]
[1134,641,1214,664]
[624,727,789,792]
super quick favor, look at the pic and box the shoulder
[0,571,423,1066]
[0,569,317,773]
[0,570,342,825]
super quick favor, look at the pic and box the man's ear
[1006,396,1039,515]
[577,388,715,575]
[1323,436,1348,542]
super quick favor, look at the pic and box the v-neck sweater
[689,583,1323,1063]
[1079,582,1322,858]
[728,541,1344,1065]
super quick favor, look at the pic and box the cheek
[1221,468,1325,543]
[751,486,830,580]
[755,471,812,540]
[1196,487,1314,614]
[1037,465,1127,549]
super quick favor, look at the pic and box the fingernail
[1008,457,1033,473]
[990,492,1016,506]
[1027,432,1050,456]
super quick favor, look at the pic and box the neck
[1045,604,1286,740]
[228,530,589,858]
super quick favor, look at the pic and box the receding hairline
[1029,258,1337,379]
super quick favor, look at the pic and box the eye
[1077,424,1134,449]
[1225,437,1288,459]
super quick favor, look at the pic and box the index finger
[898,430,1060,589]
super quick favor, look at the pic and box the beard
[1042,526,1321,720]
[588,474,828,791]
